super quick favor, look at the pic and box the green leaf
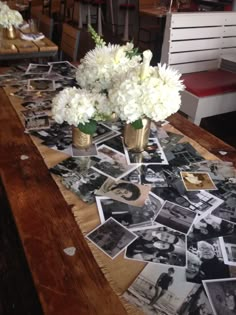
[78,120,97,135]
[131,119,143,129]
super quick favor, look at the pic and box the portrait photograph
[122,263,213,315]
[96,192,164,229]
[180,171,217,191]
[125,224,187,267]
[91,145,138,180]
[86,217,137,259]
[26,63,52,74]
[96,178,151,207]
[203,278,236,315]
[186,238,230,284]
[154,200,197,235]
[219,235,236,266]
[124,137,169,165]
[27,79,56,92]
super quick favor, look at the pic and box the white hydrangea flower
[0,4,23,28]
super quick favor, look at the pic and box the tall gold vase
[124,117,151,152]
[72,126,92,150]
[5,25,17,39]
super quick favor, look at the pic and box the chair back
[60,23,80,61]
[161,12,236,74]
[39,14,54,39]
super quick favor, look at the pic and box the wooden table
[0,29,58,61]
[0,84,236,315]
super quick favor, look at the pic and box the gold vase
[124,117,151,152]
[72,126,92,149]
[5,25,17,39]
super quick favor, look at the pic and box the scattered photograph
[188,213,236,243]
[93,123,120,144]
[149,123,169,139]
[123,263,213,315]
[186,238,230,284]
[124,137,168,165]
[125,224,187,267]
[181,171,217,191]
[25,63,52,74]
[91,145,138,180]
[72,144,98,157]
[48,61,77,77]
[86,217,137,259]
[203,278,236,314]
[27,79,55,91]
[98,135,124,154]
[154,200,197,235]
[23,111,50,131]
[164,142,204,166]
[219,235,236,266]
[96,178,151,207]
[21,99,52,111]
[159,131,184,151]
[96,192,164,228]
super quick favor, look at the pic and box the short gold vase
[72,126,92,150]
[124,117,151,152]
[5,26,17,39]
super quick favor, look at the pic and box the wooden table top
[0,28,58,60]
[139,6,169,17]
[0,84,235,315]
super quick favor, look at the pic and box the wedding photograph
[86,217,137,259]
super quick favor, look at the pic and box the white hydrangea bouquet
[0,2,23,29]
[109,50,185,129]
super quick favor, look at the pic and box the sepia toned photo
[86,217,137,259]
[96,178,151,207]
[181,171,217,191]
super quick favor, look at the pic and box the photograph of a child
[125,224,186,266]
[203,278,236,315]
[86,217,137,259]
[96,178,151,207]
[96,192,164,228]
[154,200,197,234]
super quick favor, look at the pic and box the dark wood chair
[60,23,80,61]
[38,14,54,39]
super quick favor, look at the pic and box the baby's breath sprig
[88,24,106,47]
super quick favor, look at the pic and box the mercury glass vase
[5,25,17,39]
[72,126,92,149]
[124,117,151,152]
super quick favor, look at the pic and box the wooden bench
[161,11,236,125]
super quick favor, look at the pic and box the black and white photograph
[188,213,236,243]
[99,135,124,154]
[21,99,52,111]
[50,156,91,176]
[125,165,168,187]
[93,123,120,144]
[91,145,138,180]
[211,179,236,224]
[181,171,217,191]
[25,63,52,74]
[191,160,236,182]
[86,217,137,259]
[72,144,98,157]
[219,235,236,266]
[186,238,230,284]
[48,61,77,77]
[96,192,164,228]
[154,201,197,235]
[203,278,236,315]
[123,263,213,315]
[124,137,169,165]
[164,142,204,167]
[23,112,50,131]
[27,79,55,91]
[125,224,187,266]
[96,178,151,207]
[159,131,184,151]
[149,122,169,139]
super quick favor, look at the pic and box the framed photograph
[96,192,164,229]
[123,263,213,315]
[86,217,137,259]
[91,144,138,180]
[154,200,197,234]
[125,224,187,267]
[124,137,168,165]
[27,79,56,91]
[219,235,236,266]
[96,178,151,207]
[180,171,217,191]
[203,278,236,315]
[25,63,52,74]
